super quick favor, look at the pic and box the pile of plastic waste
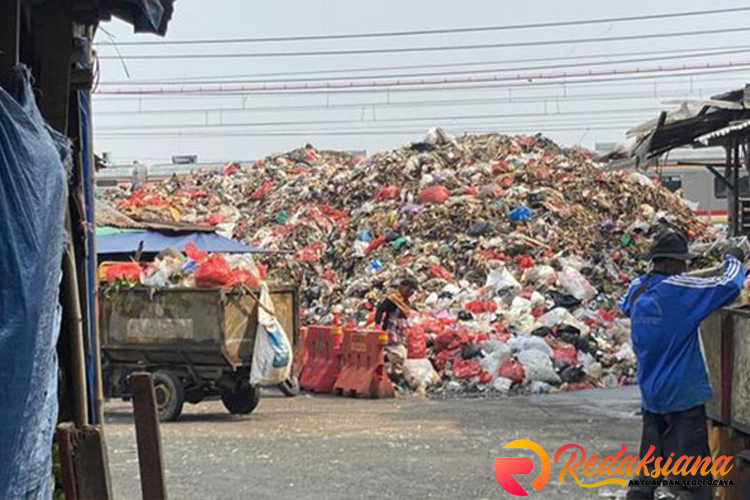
[100,243,265,290]
[101,129,713,394]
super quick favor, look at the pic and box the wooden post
[709,422,750,500]
[56,423,114,500]
[30,0,73,133]
[130,373,168,500]
[62,226,90,428]
[0,0,20,91]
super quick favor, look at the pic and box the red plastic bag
[223,162,240,175]
[553,345,578,366]
[433,349,458,372]
[499,361,525,384]
[250,181,274,201]
[319,205,347,221]
[498,175,514,188]
[454,359,482,379]
[365,235,386,254]
[515,255,535,270]
[202,212,224,226]
[296,245,321,263]
[480,371,493,385]
[598,308,617,323]
[433,333,460,354]
[417,185,450,205]
[429,263,453,280]
[479,250,506,262]
[194,254,233,288]
[106,262,143,283]
[185,242,208,264]
[320,269,337,282]
[465,299,497,314]
[406,327,427,359]
[373,185,400,201]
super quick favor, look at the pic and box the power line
[94,100,673,117]
[95,107,663,131]
[93,6,750,46]
[94,124,636,139]
[91,88,723,116]
[97,43,750,84]
[95,47,750,87]
[92,75,739,101]
[94,62,750,96]
[97,26,750,60]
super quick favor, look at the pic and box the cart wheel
[152,371,184,422]
[221,385,260,415]
[278,375,300,397]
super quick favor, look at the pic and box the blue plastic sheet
[107,0,175,35]
[96,230,263,254]
[0,70,68,499]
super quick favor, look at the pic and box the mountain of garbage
[101,129,712,394]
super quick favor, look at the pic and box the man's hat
[649,230,698,261]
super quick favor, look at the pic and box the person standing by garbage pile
[619,230,746,500]
[375,277,419,377]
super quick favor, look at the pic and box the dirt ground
[103,385,651,499]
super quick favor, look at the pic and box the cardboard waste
[101,130,714,394]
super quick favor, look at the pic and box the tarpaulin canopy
[103,0,175,35]
[96,229,263,254]
[0,68,67,499]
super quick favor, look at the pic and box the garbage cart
[100,285,299,421]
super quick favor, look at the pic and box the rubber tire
[152,371,185,422]
[278,375,300,397]
[221,385,260,415]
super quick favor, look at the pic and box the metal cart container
[100,285,299,421]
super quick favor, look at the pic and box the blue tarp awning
[105,0,175,35]
[96,230,262,254]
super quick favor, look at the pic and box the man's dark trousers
[627,405,713,500]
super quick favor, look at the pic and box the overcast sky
[92,0,750,165]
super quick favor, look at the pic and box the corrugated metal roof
[95,201,144,228]
[697,119,750,144]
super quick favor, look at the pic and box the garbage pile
[102,130,713,394]
[100,243,265,289]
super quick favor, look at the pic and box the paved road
[105,386,643,499]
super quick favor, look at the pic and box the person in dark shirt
[375,277,419,375]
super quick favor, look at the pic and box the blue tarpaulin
[96,230,263,254]
[106,0,175,35]
[0,69,68,499]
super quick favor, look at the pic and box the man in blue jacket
[620,230,745,500]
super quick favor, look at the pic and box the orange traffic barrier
[333,328,394,399]
[298,325,343,393]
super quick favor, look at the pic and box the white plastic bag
[538,307,589,334]
[403,358,441,392]
[250,283,293,386]
[527,265,557,287]
[517,349,560,384]
[508,336,553,357]
[480,347,512,379]
[558,266,597,302]
[492,377,513,393]
[485,266,522,294]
